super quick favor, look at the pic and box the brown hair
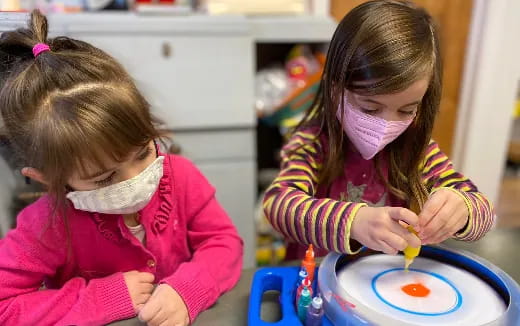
[0,10,167,217]
[292,0,442,210]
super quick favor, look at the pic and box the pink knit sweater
[0,154,244,326]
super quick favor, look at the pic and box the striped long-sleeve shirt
[263,128,496,257]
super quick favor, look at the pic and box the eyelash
[95,172,115,186]
[138,147,152,160]
[361,108,378,114]
[361,108,415,116]
[94,147,152,186]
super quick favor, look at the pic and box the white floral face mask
[66,156,164,214]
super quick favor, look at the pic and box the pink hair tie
[32,43,50,58]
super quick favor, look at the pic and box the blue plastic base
[248,266,332,326]
[248,246,520,326]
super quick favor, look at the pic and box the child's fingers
[425,192,469,243]
[421,204,456,243]
[388,222,421,248]
[427,230,451,245]
[140,293,152,304]
[419,191,447,230]
[148,309,167,326]
[138,272,155,284]
[162,320,184,326]
[387,207,419,227]
[382,232,408,252]
[441,213,464,238]
[427,209,467,244]
[141,283,154,294]
[148,309,169,326]
[138,298,161,322]
[378,239,399,255]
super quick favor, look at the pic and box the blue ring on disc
[371,268,463,316]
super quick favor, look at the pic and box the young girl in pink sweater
[0,10,243,326]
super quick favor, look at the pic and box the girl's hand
[123,271,155,312]
[351,207,421,255]
[418,189,469,244]
[138,284,190,326]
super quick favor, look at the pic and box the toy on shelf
[255,45,326,136]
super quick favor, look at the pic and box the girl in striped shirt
[263,0,495,260]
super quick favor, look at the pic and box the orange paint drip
[401,283,431,297]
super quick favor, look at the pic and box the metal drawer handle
[168,141,182,154]
[162,42,172,58]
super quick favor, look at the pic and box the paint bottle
[297,286,312,322]
[403,226,421,270]
[305,295,324,326]
[296,277,313,306]
[301,244,316,282]
[297,267,308,288]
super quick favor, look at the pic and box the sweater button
[147,260,156,268]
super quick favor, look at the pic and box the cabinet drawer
[163,129,256,267]
[196,160,256,268]
[69,34,255,129]
[169,129,255,162]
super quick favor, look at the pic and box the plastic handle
[248,267,303,325]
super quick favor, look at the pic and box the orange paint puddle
[401,283,431,297]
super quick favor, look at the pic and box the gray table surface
[111,227,520,326]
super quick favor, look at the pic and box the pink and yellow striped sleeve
[262,130,366,254]
[421,140,496,241]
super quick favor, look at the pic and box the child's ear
[21,167,48,186]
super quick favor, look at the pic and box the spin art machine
[248,246,520,325]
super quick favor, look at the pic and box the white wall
[452,0,520,204]
[0,156,16,236]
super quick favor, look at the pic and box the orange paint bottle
[301,244,316,283]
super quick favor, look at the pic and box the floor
[445,227,520,282]
[496,176,520,227]
[499,117,520,228]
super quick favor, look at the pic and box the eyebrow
[359,98,420,109]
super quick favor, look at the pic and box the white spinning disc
[336,254,506,325]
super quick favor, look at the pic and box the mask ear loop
[153,140,159,158]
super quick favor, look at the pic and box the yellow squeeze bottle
[403,226,420,271]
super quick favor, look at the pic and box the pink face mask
[337,95,414,160]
